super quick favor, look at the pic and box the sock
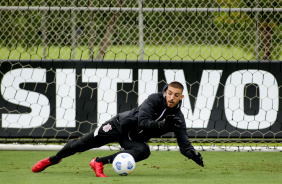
[49,155,61,164]
[96,153,119,165]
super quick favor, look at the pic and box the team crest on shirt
[103,123,112,132]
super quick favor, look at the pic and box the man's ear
[180,94,184,100]
[163,90,166,98]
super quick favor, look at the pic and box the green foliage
[0,1,281,60]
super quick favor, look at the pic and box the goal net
[0,1,281,151]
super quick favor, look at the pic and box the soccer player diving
[32,81,204,177]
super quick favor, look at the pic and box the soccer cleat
[32,158,61,173]
[32,158,52,172]
[89,158,107,177]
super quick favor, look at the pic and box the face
[165,86,184,108]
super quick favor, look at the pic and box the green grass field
[0,45,259,61]
[0,150,281,184]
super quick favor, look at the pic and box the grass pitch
[0,150,281,184]
[0,45,257,61]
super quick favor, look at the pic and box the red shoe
[32,158,52,172]
[32,158,61,173]
[89,158,107,177]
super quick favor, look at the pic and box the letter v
[164,69,222,128]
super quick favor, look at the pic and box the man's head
[165,81,184,108]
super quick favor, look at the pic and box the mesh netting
[0,1,281,148]
[0,0,281,61]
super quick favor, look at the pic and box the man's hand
[186,150,204,167]
[158,115,182,129]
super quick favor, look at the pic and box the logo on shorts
[103,123,112,132]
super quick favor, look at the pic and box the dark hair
[168,81,184,91]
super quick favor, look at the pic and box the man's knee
[133,143,151,161]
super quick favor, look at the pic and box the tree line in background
[0,0,281,60]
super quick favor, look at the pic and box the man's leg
[95,138,151,165]
[32,122,119,173]
[91,135,150,177]
[50,128,116,163]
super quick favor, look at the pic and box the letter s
[1,68,50,128]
